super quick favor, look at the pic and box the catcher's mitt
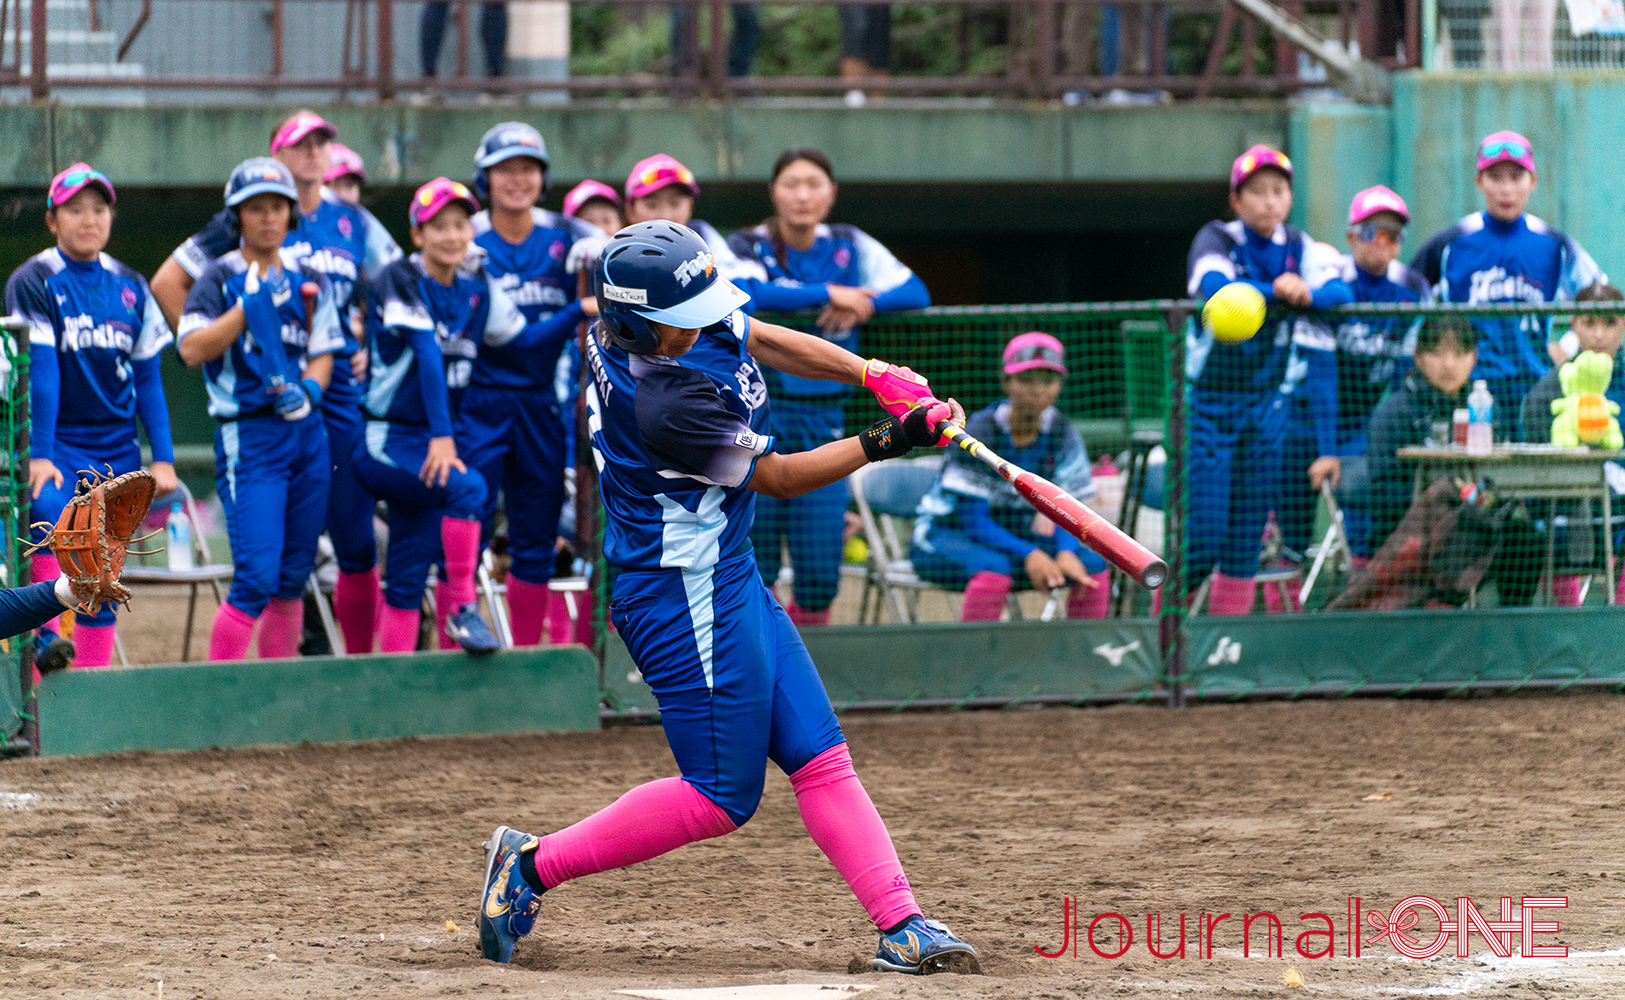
[24,468,160,615]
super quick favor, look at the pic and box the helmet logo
[602,283,649,305]
[674,250,715,288]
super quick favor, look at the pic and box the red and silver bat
[935,420,1167,589]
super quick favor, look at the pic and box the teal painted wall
[1288,103,1394,245]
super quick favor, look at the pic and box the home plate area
[616,986,874,999]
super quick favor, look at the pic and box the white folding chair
[849,456,953,624]
[118,481,234,663]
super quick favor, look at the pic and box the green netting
[1,319,31,747]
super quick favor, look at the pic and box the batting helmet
[472,122,549,202]
[594,222,750,355]
[225,157,300,229]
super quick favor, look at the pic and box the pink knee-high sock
[1206,572,1256,615]
[378,604,422,653]
[960,571,1012,622]
[506,576,550,646]
[31,552,61,583]
[333,568,380,654]
[73,622,117,669]
[208,602,259,661]
[437,517,482,649]
[531,776,736,889]
[790,744,919,930]
[1553,574,1586,607]
[570,590,594,645]
[787,602,830,628]
[1260,572,1302,614]
[257,597,304,659]
[1066,570,1113,619]
[544,588,573,645]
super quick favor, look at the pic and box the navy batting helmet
[472,122,549,202]
[225,157,300,229]
[595,222,750,355]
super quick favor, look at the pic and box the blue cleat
[477,825,544,963]
[446,602,501,654]
[871,915,980,975]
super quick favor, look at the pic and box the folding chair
[848,455,950,624]
[117,481,234,664]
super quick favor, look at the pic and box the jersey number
[446,359,472,389]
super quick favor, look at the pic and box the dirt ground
[5,695,1625,998]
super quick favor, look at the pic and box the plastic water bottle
[166,503,194,571]
[1467,380,1494,456]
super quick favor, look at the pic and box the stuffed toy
[1551,350,1624,449]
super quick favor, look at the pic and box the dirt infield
[5,695,1624,998]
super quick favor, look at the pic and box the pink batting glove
[863,359,939,418]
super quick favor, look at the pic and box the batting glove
[859,401,957,462]
[862,360,939,418]
[274,379,312,422]
[565,235,610,275]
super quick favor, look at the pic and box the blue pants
[352,422,488,611]
[323,401,378,575]
[1186,387,1285,585]
[610,550,846,827]
[31,422,143,626]
[911,527,1107,590]
[458,384,568,588]
[1276,393,1319,558]
[216,414,330,617]
[750,399,848,612]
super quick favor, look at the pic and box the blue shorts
[31,422,144,626]
[610,550,845,827]
[352,422,488,611]
[215,414,331,617]
[458,384,568,587]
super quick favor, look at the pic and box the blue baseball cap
[225,157,299,209]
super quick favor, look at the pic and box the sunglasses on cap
[1481,137,1530,160]
[50,167,114,207]
[640,165,694,188]
[1003,341,1068,374]
[1348,220,1405,243]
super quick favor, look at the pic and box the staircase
[5,0,146,103]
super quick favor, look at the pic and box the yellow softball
[1202,281,1267,344]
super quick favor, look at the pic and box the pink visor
[1477,129,1535,173]
[625,154,699,202]
[1003,332,1068,375]
[48,162,116,208]
[271,111,337,154]
[409,177,480,228]
[564,179,622,219]
[323,143,366,184]
[1348,184,1409,225]
[1230,145,1293,193]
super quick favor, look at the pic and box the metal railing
[0,0,1415,102]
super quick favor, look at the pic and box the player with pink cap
[323,143,367,205]
[562,179,623,235]
[909,331,1109,622]
[621,153,753,291]
[1412,128,1606,426]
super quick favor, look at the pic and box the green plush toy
[1550,349,1624,449]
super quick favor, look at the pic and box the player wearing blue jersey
[353,179,520,654]
[911,333,1111,620]
[1184,146,1350,614]
[177,159,345,662]
[152,111,403,654]
[726,149,931,625]
[4,164,177,669]
[476,222,979,976]
[1411,130,1606,438]
[462,123,604,647]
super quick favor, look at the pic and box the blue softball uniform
[6,248,175,626]
[355,254,525,609]
[180,252,345,616]
[727,222,929,611]
[1185,221,1346,584]
[0,581,71,640]
[586,309,842,826]
[1412,211,1605,414]
[173,191,402,575]
[910,401,1105,589]
[466,208,599,589]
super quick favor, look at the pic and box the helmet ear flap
[472,167,490,202]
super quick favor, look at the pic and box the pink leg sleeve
[73,623,117,669]
[1066,570,1113,619]
[531,776,736,889]
[256,596,305,659]
[789,743,919,930]
[960,571,1012,622]
[438,517,482,650]
[378,604,422,653]
[1552,574,1586,607]
[332,568,380,654]
[31,552,61,583]
[208,602,259,662]
[786,602,830,628]
[1206,572,1256,615]
[506,576,549,647]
